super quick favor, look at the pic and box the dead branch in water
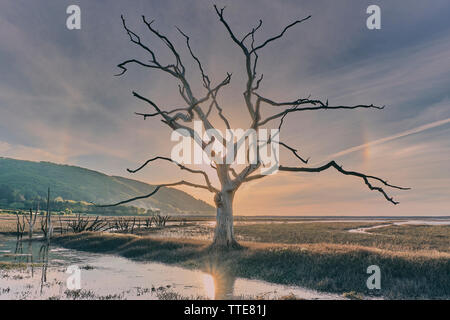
[15,212,26,240]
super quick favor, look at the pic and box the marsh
[1,216,449,300]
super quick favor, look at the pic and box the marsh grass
[365,224,450,251]
[0,261,28,270]
[3,219,447,299]
[235,222,450,252]
[0,216,19,234]
[53,230,450,299]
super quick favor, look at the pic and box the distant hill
[0,158,214,214]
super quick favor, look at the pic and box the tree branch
[95,180,216,208]
[241,19,263,44]
[278,141,309,164]
[257,94,385,126]
[250,15,312,53]
[276,161,409,204]
[127,156,218,192]
[142,15,185,75]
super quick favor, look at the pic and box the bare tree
[40,188,53,241]
[154,214,170,227]
[15,211,26,240]
[104,6,409,249]
[46,187,52,240]
[67,214,110,233]
[25,203,38,240]
[40,214,48,239]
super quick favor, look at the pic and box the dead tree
[45,188,52,240]
[67,213,89,232]
[144,217,153,229]
[117,218,130,232]
[100,6,409,248]
[59,214,63,235]
[24,204,38,240]
[154,214,170,227]
[85,216,110,232]
[67,214,110,233]
[15,211,26,240]
[40,214,48,239]
[40,189,52,240]
[131,217,137,233]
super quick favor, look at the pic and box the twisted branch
[95,180,216,208]
[127,156,218,192]
[256,93,384,126]
[246,161,409,204]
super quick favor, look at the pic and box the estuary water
[0,235,343,300]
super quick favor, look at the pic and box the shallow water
[0,235,343,300]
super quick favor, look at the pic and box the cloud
[0,0,449,215]
[319,117,450,165]
[0,141,65,163]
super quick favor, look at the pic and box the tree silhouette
[107,5,409,249]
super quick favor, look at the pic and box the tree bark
[212,191,239,249]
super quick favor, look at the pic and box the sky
[0,0,449,216]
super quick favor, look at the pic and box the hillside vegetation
[0,158,214,214]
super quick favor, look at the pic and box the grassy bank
[234,222,450,252]
[53,231,450,299]
[0,216,18,234]
[0,261,28,270]
[366,224,450,251]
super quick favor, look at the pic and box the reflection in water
[2,236,343,300]
[14,240,23,261]
[203,274,215,299]
[8,238,52,297]
[203,264,237,299]
[212,270,236,299]
[39,243,50,294]
[26,241,34,277]
[12,239,39,279]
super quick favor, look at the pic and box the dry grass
[234,222,450,253]
[0,261,28,270]
[0,216,19,234]
[244,241,450,259]
[3,217,448,299]
[53,230,450,299]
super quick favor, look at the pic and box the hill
[0,158,214,214]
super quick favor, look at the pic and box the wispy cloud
[319,117,450,164]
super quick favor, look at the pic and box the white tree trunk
[212,191,239,248]
[29,224,33,240]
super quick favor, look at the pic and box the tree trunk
[46,187,52,241]
[212,191,239,249]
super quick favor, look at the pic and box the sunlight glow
[203,274,215,299]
